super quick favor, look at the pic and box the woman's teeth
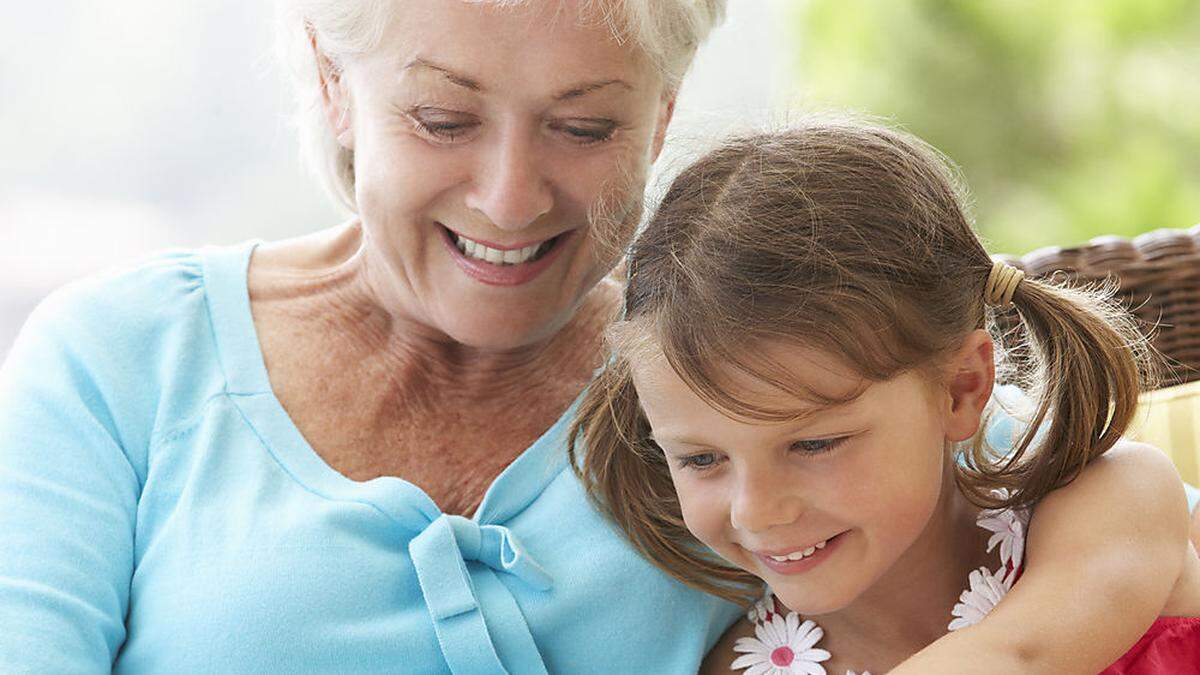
[768,539,828,562]
[453,232,552,266]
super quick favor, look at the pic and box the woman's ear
[649,97,675,163]
[942,329,996,442]
[310,27,354,150]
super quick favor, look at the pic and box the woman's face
[632,345,961,616]
[331,0,673,349]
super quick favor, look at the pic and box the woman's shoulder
[11,248,223,380]
[3,246,240,464]
[24,247,209,340]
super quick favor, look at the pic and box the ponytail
[567,358,760,605]
[960,275,1159,510]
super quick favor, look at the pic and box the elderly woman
[0,1,740,672]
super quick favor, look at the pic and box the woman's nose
[464,127,553,232]
[729,465,805,534]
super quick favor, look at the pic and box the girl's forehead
[630,339,866,401]
[628,339,877,433]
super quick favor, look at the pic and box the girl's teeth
[453,231,550,266]
[768,538,829,562]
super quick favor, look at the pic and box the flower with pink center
[731,611,832,675]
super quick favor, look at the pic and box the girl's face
[632,344,967,615]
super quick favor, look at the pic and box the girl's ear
[310,28,354,149]
[943,329,995,442]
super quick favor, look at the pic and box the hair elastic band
[984,260,1025,307]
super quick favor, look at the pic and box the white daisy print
[948,566,1011,630]
[977,508,1027,574]
[731,612,832,675]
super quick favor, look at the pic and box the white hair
[275,0,728,212]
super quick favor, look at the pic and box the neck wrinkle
[254,219,621,411]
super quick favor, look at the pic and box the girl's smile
[750,529,850,575]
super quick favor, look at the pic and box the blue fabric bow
[409,514,553,674]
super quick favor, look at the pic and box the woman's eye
[790,437,847,456]
[406,107,478,141]
[548,119,618,145]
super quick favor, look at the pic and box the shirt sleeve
[0,289,142,674]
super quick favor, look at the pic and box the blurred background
[2,0,1198,356]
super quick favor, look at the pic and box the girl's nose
[729,465,806,534]
[464,126,553,232]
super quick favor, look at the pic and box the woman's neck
[249,220,619,412]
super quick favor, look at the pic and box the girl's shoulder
[1029,439,1188,543]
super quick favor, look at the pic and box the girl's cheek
[676,483,731,548]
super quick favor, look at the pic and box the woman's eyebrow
[402,58,482,91]
[401,57,633,100]
[553,79,634,101]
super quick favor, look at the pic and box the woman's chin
[435,304,574,352]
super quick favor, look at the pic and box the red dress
[1100,616,1200,673]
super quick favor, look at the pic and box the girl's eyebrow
[648,433,711,448]
[649,403,861,448]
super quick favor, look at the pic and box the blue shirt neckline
[199,240,581,531]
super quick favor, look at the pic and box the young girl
[570,121,1200,673]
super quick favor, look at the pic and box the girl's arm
[891,440,1197,675]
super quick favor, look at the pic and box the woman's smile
[438,222,575,286]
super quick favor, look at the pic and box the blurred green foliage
[788,0,1200,254]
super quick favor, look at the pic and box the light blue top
[0,242,742,674]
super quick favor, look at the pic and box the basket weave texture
[994,224,1200,387]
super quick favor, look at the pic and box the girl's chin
[771,589,854,618]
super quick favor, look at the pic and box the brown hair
[566,119,1158,605]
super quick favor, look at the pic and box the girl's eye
[548,119,619,145]
[648,438,722,473]
[790,437,847,455]
[677,453,720,472]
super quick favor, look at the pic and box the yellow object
[1129,380,1200,485]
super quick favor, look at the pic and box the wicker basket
[993,223,1200,387]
